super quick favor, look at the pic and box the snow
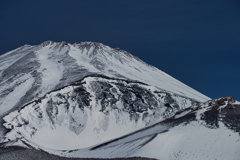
[0,46,33,78]
[35,97,238,159]
[68,42,210,102]
[58,106,240,159]
[0,76,34,116]
[36,47,64,96]
[33,103,240,160]
[234,101,240,105]
[174,110,191,119]
[68,45,102,74]
[0,41,209,121]
[131,121,240,160]
[1,76,198,151]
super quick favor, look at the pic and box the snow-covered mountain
[2,40,231,159]
[0,41,209,117]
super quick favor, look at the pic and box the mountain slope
[0,41,209,118]
[32,96,239,160]
[1,75,199,150]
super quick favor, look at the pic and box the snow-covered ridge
[1,76,199,150]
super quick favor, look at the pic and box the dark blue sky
[1,0,240,100]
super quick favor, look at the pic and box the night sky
[0,0,240,100]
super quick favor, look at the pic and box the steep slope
[1,76,199,150]
[32,96,239,160]
[0,41,209,118]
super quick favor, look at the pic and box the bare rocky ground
[0,146,157,160]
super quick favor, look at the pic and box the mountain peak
[40,40,55,47]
